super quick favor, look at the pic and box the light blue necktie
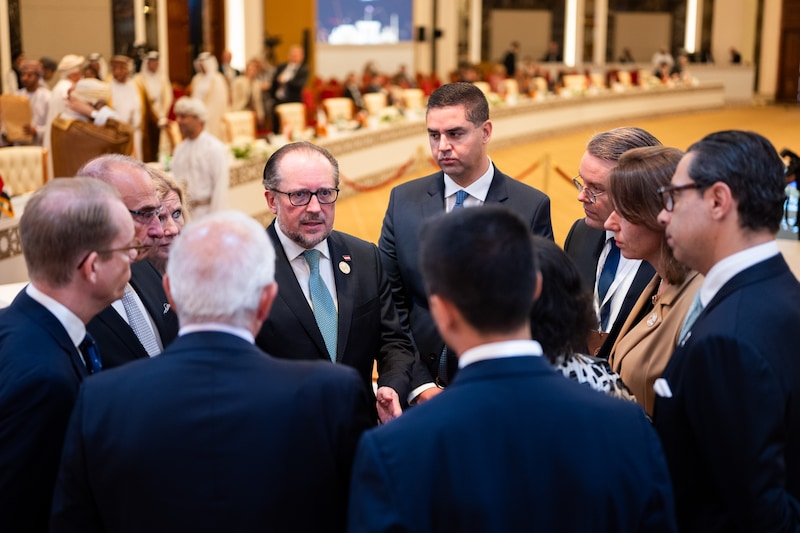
[452,189,468,211]
[598,238,620,330]
[679,291,704,343]
[79,332,103,374]
[304,249,338,362]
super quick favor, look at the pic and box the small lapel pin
[163,303,170,315]
[339,261,351,274]
[653,378,673,398]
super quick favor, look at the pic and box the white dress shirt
[274,224,339,310]
[595,230,642,332]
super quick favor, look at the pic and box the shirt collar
[274,223,331,263]
[443,157,494,202]
[699,240,779,306]
[458,339,543,369]
[179,323,255,344]
[25,283,86,347]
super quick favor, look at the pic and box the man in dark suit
[80,154,179,368]
[256,142,415,424]
[0,178,137,533]
[269,44,309,133]
[563,127,660,356]
[654,130,800,531]
[50,210,374,533]
[378,82,553,400]
[349,206,677,532]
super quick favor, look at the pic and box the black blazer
[563,218,655,358]
[654,254,800,531]
[0,290,88,533]
[269,62,310,104]
[256,224,415,406]
[378,167,553,387]
[50,331,374,533]
[86,260,179,369]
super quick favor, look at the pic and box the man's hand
[67,96,95,119]
[375,386,402,424]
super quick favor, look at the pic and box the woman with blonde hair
[604,146,703,415]
[148,168,190,275]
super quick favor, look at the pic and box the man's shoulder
[329,230,377,253]
[391,171,441,196]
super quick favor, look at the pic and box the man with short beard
[255,141,415,425]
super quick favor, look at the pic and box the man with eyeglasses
[80,154,179,370]
[255,142,415,424]
[564,126,660,357]
[0,178,135,532]
[653,130,800,531]
[378,82,553,400]
[171,96,230,217]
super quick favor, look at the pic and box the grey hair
[166,211,275,328]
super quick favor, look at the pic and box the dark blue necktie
[598,239,620,330]
[79,332,103,374]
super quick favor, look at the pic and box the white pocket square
[653,378,673,398]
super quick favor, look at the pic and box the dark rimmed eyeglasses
[657,183,702,212]
[573,175,606,204]
[272,188,340,206]
[129,205,163,223]
[76,242,151,270]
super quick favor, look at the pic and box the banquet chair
[274,102,307,135]
[472,81,491,97]
[322,97,354,122]
[362,92,388,116]
[0,146,48,195]
[402,88,425,111]
[222,110,257,143]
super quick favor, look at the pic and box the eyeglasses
[573,176,606,204]
[76,241,151,270]
[657,183,702,212]
[272,188,340,206]
[129,205,163,223]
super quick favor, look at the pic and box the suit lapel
[703,255,788,318]
[485,168,510,204]
[94,306,150,359]
[423,172,447,218]
[267,224,330,359]
[130,261,177,343]
[328,232,352,363]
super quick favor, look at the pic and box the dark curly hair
[530,236,598,362]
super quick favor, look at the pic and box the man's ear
[256,282,279,323]
[77,251,99,284]
[708,181,734,221]
[265,190,278,215]
[532,271,543,304]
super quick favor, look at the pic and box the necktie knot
[303,248,321,272]
[453,190,468,210]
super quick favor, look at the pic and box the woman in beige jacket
[604,146,703,416]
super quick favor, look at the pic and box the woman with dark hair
[530,236,635,401]
[604,146,703,416]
